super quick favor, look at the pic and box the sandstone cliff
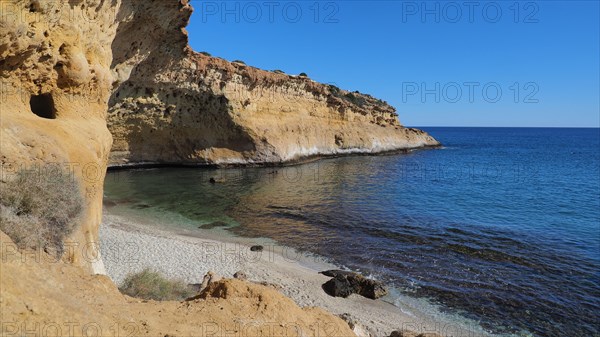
[107,2,439,166]
[0,0,119,272]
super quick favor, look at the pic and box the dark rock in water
[250,245,264,252]
[233,271,247,280]
[209,177,216,184]
[198,221,229,229]
[359,277,387,299]
[319,269,387,300]
[209,177,225,184]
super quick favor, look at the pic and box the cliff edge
[107,1,439,166]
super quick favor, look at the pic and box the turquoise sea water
[104,127,600,337]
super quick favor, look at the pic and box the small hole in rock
[30,94,57,119]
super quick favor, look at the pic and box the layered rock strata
[107,2,439,166]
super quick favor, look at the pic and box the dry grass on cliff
[119,268,195,301]
[0,167,83,255]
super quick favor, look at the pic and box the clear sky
[187,1,600,127]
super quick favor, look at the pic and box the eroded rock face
[0,0,120,272]
[107,2,439,167]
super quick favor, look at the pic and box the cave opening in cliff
[29,94,56,119]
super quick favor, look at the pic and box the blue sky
[187,1,599,127]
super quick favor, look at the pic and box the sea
[103,127,600,337]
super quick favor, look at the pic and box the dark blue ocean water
[104,127,600,337]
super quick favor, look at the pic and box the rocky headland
[106,1,439,166]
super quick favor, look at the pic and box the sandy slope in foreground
[0,229,355,337]
[100,213,495,337]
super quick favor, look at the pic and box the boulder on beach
[319,270,387,300]
[250,245,264,252]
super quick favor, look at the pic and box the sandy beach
[100,211,497,337]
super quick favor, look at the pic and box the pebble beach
[99,212,497,337]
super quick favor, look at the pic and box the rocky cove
[0,0,440,336]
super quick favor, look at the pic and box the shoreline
[100,210,499,337]
[106,144,442,171]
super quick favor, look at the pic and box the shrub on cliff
[199,51,211,56]
[0,167,84,255]
[344,92,367,107]
[119,268,194,301]
[328,84,341,95]
[298,72,308,77]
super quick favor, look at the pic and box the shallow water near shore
[104,127,600,337]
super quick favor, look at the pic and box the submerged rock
[208,177,226,184]
[198,221,229,229]
[319,270,387,300]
